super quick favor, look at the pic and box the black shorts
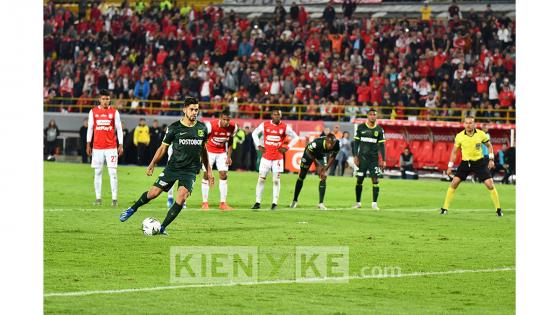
[300,153,327,170]
[153,167,197,192]
[455,159,492,181]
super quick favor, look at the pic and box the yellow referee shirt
[133,125,150,146]
[454,129,490,161]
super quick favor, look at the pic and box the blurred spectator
[503,144,516,184]
[332,124,343,139]
[149,119,163,161]
[448,0,461,20]
[331,131,351,176]
[44,119,60,161]
[133,118,150,165]
[79,118,88,163]
[420,2,432,23]
[400,147,415,179]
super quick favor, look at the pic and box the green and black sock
[319,180,327,203]
[355,177,364,202]
[293,178,304,202]
[373,184,380,202]
[131,191,151,211]
[161,202,183,229]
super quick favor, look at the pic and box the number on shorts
[111,156,117,162]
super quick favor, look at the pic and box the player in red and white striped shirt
[86,90,124,206]
[201,109,238,211]
[251,109,299,210]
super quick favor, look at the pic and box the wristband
[488,153,494,160]
[448,161,454,168]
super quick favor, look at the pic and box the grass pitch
[44,162,515,314]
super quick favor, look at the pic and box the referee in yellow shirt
[441,116,503,216]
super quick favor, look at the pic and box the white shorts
[91,148,118,168]
[259,158,284,175]
[202,152,229,172]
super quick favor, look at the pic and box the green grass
[44,162,515,314]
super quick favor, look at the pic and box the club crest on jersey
[198,130,204,137]
[374,131,379,137]
[280,129,284,134]
[109,114,113,119]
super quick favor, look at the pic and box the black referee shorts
[455,159,492,181]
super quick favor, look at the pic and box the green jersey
[304,137,340,161]
[353,123,385,159]
[162,120,208,172]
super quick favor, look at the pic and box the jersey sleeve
[162,125,175,146]
[114,110,124,144]
[377,127,386,143]
[252,123,264,150]
[202,124,209,143]
[285,124,299,148]
[354,124,362,141]
[86,110,94,142]
[482,132,490,143]
[205,121,212,134]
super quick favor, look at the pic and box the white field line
[44,267,514,298]
[44,207,514,212]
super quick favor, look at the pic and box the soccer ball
[142,217,161,236]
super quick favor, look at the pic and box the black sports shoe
[251,202,261,210]
[496,208,503,217]
[440,208,448,215]
[271,203,278,210]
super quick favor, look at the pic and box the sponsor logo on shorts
[159,180,168,186]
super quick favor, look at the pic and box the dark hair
[368,108,377,114]
[464,115,475,120]
[99,89,111,97]
[221,108,231,117]
[272,108,281,113]
[326,133,336,141]
[184,96,199,107]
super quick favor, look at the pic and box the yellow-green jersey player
[119,97,215,235]
[441,115,503,216]
[352,109,386,210]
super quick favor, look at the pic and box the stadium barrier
[44,110,514,172]
[44,97,516,124]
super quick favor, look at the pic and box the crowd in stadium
[43,0,515,121]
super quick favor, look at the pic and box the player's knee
[219,172,228,180]
[484,179,494,190]
[356,176,365,185]
[373,178,379,185]
[148,186,162,199]
[94,167,103,176]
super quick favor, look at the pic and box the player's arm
[225,124,237,165]
[324,142,340,173]
[252,123,265,152]
[146,143,169,176]
[114,110,124,156]
[86,110,94,156]
[377,128,386,169]
[352,129,361,166]
[447,145,459,176]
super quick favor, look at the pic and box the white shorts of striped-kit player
[201,152,229,172]
[91,148,118,168]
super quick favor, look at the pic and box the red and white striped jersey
[205,119,238,154]
[252,121,298,161]
[87,106,123,149]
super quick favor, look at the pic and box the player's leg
[317,164,327,210]
[160,186,190,235]
[253,158,271,209]
[120,185,164,222]
[441,162,468,214]
[159,172,197,234]
[105,149,119,206]
[372,175,380,210]
[91,149,104,205]
[167,183,174,208]
[478,162,503,216]
[353,161,366,208]
[291,166,310,207]
[201,152,217,209]
[201,171,210,209]
[271,159,284,210]
[216,153,232,210]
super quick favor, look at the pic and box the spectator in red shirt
[357,81,370,104]
[498,86,515,109]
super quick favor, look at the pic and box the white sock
[219,179,228,203]
[201,179,209,202]
[94,167,103,200]
[108,167,118,200]
[272,172,281,204]
[168,185,174,199]
[256,176,266,203]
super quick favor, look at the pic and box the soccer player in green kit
[120,97,214,235]
[352,109,386,210]
[290,133,340,210]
